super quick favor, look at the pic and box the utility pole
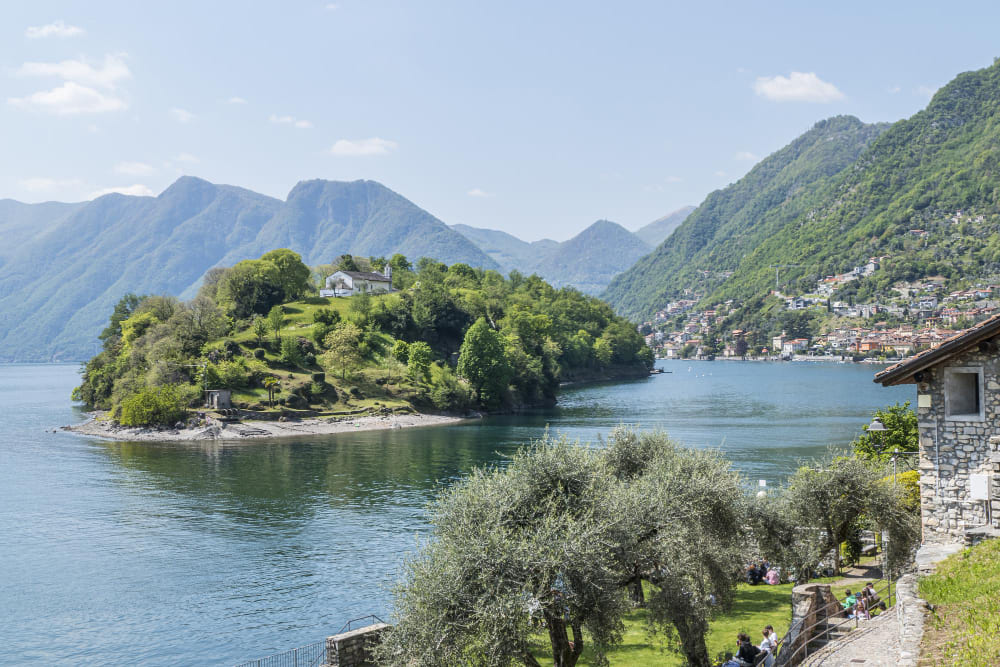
[769,264,803,290]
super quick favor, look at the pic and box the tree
[215,259,284,318]
[853,402,918,461]
[350,288,372,326]
[457,317,513,409]
[373,437,631,667]
[392,340,410,365]
[251,315,269,348]
[336,254,360,272]
[261,248,312,300]
[321,322,364,379]
[406,341,433,382]
[99,293,143,344]
[783,456,918,576]
[263,376,280,408]
[603,428,747,667]
[267,306,284,345]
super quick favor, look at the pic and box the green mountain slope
[534,220,652,294]
[0,199,84,266]
[0,177,497,361]
[603,115,889,319]
[450,223,557,274]
[633,205,696,246]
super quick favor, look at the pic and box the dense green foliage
[607,60,1000,326]
[117,384,195,427]
[852,402,919,461]
[74,251,651,421]
[0,177,496,361]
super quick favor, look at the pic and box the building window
[945,367,984,420]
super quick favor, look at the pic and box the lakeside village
[641,252,1000,362]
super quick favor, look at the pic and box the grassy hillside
[919,538,1000,666]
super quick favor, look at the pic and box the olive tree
[373,437,637,667]
[603,427,747,667]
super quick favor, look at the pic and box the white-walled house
[320,266,392,297]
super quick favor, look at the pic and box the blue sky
[2,2,997,241]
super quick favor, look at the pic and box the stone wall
[775,583,840,666]
[326,623,388,667]
[915,347,999,541]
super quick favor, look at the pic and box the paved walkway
[801,606,899,666]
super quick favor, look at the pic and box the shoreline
[63,411,470,442]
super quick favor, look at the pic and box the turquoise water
[0,361,912,665]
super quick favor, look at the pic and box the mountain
[450,223,557,274]
[603,115,890,320]
[453,220,651,294]
[534,220,652,294]
[0,177,497,361]
[633,205,696,246]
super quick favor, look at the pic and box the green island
[72,249,652,428]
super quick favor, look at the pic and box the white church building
[319,266,393,297]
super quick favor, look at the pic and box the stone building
[875,315,1000,544]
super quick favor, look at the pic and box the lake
[0,361,912,665]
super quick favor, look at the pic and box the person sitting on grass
[765,566,780,585]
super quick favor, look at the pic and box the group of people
[722,626,778,666]
[745,559,780,586]
[841,582,886,620]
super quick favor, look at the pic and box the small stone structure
[875,316,1000,543]
[204,389,232,410]
[775,583,841,666]
[325,623,388,667]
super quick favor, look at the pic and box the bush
[280,336,304,366]
[313,307,341,326]
[117,384,194,427]
[392,339,410,365]
[253,348,266,359]
[427,362,472,411]
[311,372,326,383]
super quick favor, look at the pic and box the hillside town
[643,255,1000,361]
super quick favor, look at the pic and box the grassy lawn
[919,538,1000,666]
[528,582,797,666]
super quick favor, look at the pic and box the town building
[875,315,1000,544]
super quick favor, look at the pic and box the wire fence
[232,639,326,667]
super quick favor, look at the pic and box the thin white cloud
[26,20,84,39]
[330,137,398,156]
[326,3,340,9]
[18,177,83,193]
[174,152,200,163]
[114,161,154,176]
[664,175,682,183]
[170,107,195,123]
[714,170,727,178]
[916,85,938,98]
[269,113,312,129]
[753,71,844,103]
[227,96,247,104]
[17,54,130,89]
[89,184,154,199]
[887,85,902,94]
[8,81,126,114]
[467,188,493,198]
[734,151,759,161]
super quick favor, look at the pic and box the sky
[2,1,999,242]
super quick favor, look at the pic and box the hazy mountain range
[0,177,688,361]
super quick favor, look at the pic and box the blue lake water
[0,361,912,665]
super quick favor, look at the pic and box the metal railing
[336,614,385,634]
[232,640,326,667]
[770,579,893,665]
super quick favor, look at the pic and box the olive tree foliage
[603,428,747,667]
[374,430,752,667]
[374,437,636,667]
[781,456,920,577]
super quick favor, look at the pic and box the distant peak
[160,175,216,197]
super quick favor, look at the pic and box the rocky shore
[63,412,467,442]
